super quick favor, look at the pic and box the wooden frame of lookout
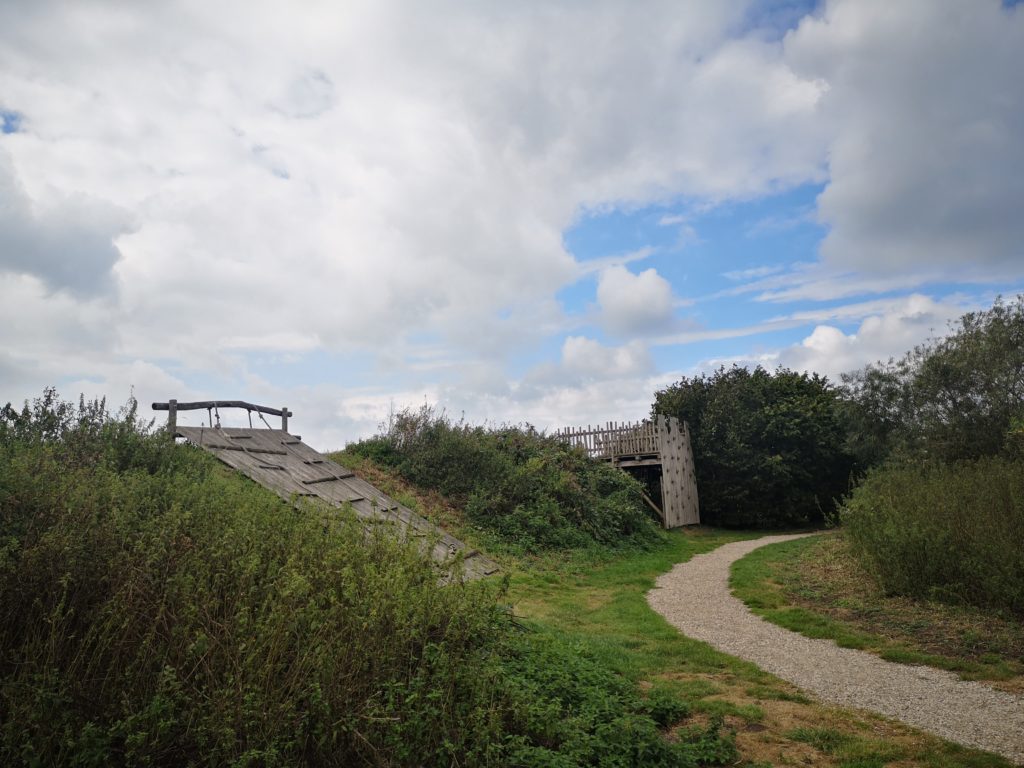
[555,415,699,528]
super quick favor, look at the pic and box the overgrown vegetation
[0,390,732,766]
[838,297,1024,614]
[652,366,854,528]
[842,458,1024,615]
[343,405,659,553]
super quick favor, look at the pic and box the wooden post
[281,407,289,433]
[168,399,177,434]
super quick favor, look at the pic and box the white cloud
[770,294,968,380]
[0,150,132,296]
[0,1,1018,448]
[722,265,785,281]
[597,265,676,335]
[786,0,1024,275]
[560,336,653,379]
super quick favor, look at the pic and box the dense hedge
[345,406,659,553]
[653,366,854,528]
[0,391,730,766]
[841,456,1024,616]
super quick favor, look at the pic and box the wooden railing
[152,400,292,432]
[554,420,659,460]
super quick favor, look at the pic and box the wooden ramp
[174,425,498,581]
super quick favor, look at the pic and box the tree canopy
[653,366,853,528]
[841,295,1024,465]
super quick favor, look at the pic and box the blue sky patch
[1,109,23,134]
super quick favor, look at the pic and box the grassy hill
[1,391,1015,767]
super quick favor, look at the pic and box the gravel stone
[647,534,1024,764]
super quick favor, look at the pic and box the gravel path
[647,534,1024,764]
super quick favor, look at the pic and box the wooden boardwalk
[173,425,498,581]
[555,415,699,528]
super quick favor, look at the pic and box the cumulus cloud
[775,294,968,379]
[0,1,1017,446]
[560,336,653,379]
[0,1,830,364]
[786,0,1024,275]
[597,266,676,336]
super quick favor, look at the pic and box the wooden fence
[554,420,660,459]
[554,415,700,529]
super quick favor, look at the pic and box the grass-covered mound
[343,406,659,554]
[841,457,1024,616]
[0,391,731,766]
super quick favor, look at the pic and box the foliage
[496,633,737,768]
[1,390,723,766]
[841,295,1024,466]
[344,405,659,553]
[840,457,1024,616]
[653,366,854,528]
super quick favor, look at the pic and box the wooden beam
[152,400,293,419]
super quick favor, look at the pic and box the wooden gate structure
[152,400,498,581]
[554,415,699,528]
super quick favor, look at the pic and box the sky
[1,0,1022,449]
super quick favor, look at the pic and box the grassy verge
[730,532,1024,690]
[509,529,1015,767]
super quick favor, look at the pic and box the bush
[841,456,1024,615]
[653,367,854,528]
[0,391,722,766]
[345,406,659,553]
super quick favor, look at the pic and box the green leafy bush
[653,366,854,528]
[346,406,659,553]
[0,391,725,766]
[841,457,1024,615]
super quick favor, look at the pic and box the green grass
[508,528,1013,767]
[731,538,879,649]
[730,534,1024,683]
[510,529,772,684]
[787,726,905,767]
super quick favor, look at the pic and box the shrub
[345,406,659,553]
[841,456,1024,615]
[653,366,854,528]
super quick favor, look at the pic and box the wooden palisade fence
[555,415,699,528]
